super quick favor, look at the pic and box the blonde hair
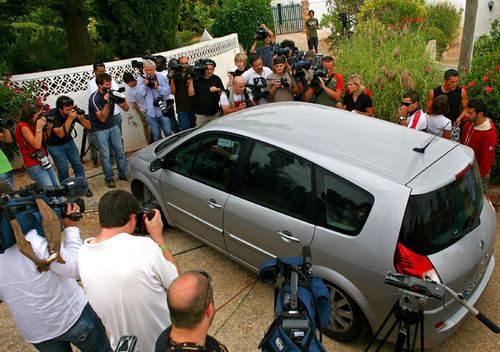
[348,74,365,96]
[234,52,247,64]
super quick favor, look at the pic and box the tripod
[365,292,427,352]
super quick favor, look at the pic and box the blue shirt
[88,90,116,131]
[136,72,171,117]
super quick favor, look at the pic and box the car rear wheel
[323,283,367,342]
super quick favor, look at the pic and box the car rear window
[399,163,483,255]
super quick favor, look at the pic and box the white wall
[9,34,240,168]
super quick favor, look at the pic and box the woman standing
[341,74,374,117]
[15,102,59,187]
[426,95,452,139]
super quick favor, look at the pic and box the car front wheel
[323,283,367,342]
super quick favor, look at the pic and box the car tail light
[394,242,441,283]
[435,320,445,330]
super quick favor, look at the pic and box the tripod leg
[364,304,396,352]
[393,321,407,352]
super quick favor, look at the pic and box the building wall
[9,34,240,169]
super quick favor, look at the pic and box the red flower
[496,65,500,71]
[469,81,475,86]
[485,86,493,93]
[483,76,489,81]
[461,85,468,91]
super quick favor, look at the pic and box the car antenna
[413,120,451,154]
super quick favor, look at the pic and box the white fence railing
[9,34,240,168]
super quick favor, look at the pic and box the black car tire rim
[329,285,354,333]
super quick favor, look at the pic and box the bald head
[168,271,213,329]
[233,76,246,94]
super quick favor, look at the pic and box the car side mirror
[150,158,164,172]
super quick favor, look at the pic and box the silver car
[128,102,496,348]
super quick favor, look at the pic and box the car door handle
[277,231,300,243]
[206,199,222,209]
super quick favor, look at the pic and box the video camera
[272,44,291,57]
[0,118,13,129]
[255,27,269,40]
[189,59,216,82]
[259,246,330,352]
[131,54,158,69]
[246,77,269,101]
[0,177,88,253]
[107,88,126,104]
[310,55,327,88]
[153,97,174,117]
[167,58,185,80]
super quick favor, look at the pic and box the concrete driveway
[1,165,499,351]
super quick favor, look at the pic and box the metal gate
[272,3,303,35]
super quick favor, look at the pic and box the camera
[272,45,291,57]
[0,177,88,254]
[108,88,126,105]
[30,150,52,169]
[0,118,13,129]
[246,77,269,101]
[255,27,269,41]
[145,76,157,89]
[134,200,160,235]
[279,77,290,88]
[153,97,174,117]
[242,89,253,108]
[188,59,216,82]
[310,55,327,88]
[167,58,185,80]
[131,54,157,69]
[38,111,56,131]
[73,106,85,115]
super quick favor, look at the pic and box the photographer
[88,73,129,189]
[78,190,178,352]
[137,59,174,141]
[44,96,93,197]
[14,102,59,187]
[0,124,13,190]
[123,72,151,143]
[0,202,112,352]
[155,271,228,352]
[250,24,276,69]
[304,56,344,107]
[241,54,272,105]
[267,56,301,102]
[170,56,196,130]
[188,60,225,127]
[220,76,254,115]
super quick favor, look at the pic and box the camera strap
[315,76,334,100]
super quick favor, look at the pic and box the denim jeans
[114,113,123,135]
[0,170,13,190]
[26,164,60,187]
[47,140,86,183]
[32,303,112,352]
[147,114,172,142]
[93,125,127,182]
[177,111,196,130]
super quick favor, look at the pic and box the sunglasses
[196,271,213,309]
[401,102,412,107]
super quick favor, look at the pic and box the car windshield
[155,128,197,154]
[399,162,483,255]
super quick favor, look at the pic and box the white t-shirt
[220,89,253,107]
[87,76,122,115]
[0,228,87,343]
[126,84,146,112]
[78,233,178,352]
[426,113,451,137]
[241,67,272,105]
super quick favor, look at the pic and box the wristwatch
[399,116,406,121]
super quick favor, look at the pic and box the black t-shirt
[343,92,373,112]
[45,108,74,146]
[433,86,462,122]
[155,326,228,352]
[232,68,245,77]
[193,75,224,116]
[173,74,195,113]
[88,90,116,131]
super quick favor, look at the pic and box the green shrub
[423,26,449,55]
[211,0,274,51]
[1,22,68,74]
[334,18,442,122]
[177,30,199,46]
[177,0,218,32]
[358,0,427,31]
[426,1,461,39]
[461,20,500,181]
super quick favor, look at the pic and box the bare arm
[0,128,12,143]
[187,79,195,97]
[250,40,258,54]
[170,78,176,95]
[145,209,178,272]
[425,89,434,113]
[304,86,315,102]
[442,130,451,140]
[21,119,45,149]
[118,100,129,112]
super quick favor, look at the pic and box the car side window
[191,134,246,190]
[315,166,374,236]
[240,142,314,222]
[169,136,202,177]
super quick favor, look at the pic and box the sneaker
[85,188,93,198]
[106,180,116,188]
[118,176,128,181]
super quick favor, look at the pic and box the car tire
[138,184,169,227]
[322,282,367,342]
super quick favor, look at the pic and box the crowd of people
[0,12,498,352]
